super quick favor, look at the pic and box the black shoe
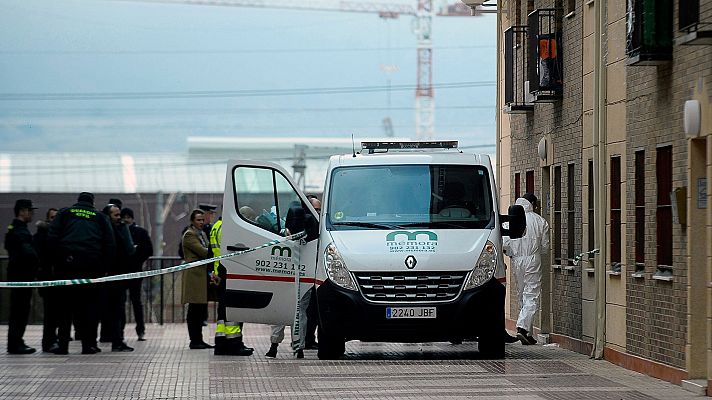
[82,346,102,354]
[8,345,36,355]
[44,343,61,353]
[265,343,278,358]
[305,342,318,350]
[189,341,214,349]
[234,344,254,356]
[112,342,134,352]
[504,331,519,344]
[99,338,112,343]
[50,346,68,355]
[295,349,304,359]
[137,333,146,341]
[516,328,536,345]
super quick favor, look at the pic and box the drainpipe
[592,0,608,360]
[495,2,502,192]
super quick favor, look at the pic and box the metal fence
[0,256,217,325]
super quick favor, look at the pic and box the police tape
[0,231,306,288]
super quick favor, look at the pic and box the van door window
[233,166,315,236]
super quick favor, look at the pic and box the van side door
[221,160,319,326]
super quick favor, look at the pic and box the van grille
[353,271,467,303]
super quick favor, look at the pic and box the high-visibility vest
[209,219,222,276]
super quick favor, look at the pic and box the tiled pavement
[0,323,703,399]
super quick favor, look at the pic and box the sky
[0,0,497,153]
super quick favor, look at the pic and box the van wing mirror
[500,205,526,239]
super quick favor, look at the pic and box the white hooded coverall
[502,197,550,334]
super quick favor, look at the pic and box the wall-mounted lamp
[684,100,701,138]
[538,136,547,161]
[460,0,486,6]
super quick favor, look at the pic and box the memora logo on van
[270,246,292,261]
[385,230,438,253]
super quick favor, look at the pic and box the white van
[221,141,525,359]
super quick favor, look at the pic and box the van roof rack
[361,141,458,154]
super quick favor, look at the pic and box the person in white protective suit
[502,193,550,345]
[264,290,311,359]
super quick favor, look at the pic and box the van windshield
[326,165,493,230]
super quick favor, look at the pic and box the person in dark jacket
[48,192,116,355]
[121,207,153,341]
[33,207,60,352]
[101,204,135,352]
[5,199,40,354]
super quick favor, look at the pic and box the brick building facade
[496,0,712,394]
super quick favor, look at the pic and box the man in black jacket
[33,207,60,352]
[121,207,153,341]
[48,192,116,355]
[5,199,40,354]
[102,204,136,352]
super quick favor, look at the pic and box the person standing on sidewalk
[34,207,60,352]
[5,199,40,354]
[503,193,550,345]
[121,207,153,341]
[48,192,116,355]
[102,204,135,352]
[210,214,254,356]
[181,209,213,349]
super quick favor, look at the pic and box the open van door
[221,160,319,326]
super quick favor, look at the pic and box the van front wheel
[317,330,345,360]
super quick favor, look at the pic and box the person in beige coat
[181,209,213,349]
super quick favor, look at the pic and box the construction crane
[118,0,478,139]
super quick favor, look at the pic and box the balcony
[503,25,534,113]
[527,9,563,102]
[675,0,712,46]
[626,0,673,65]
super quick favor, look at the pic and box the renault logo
[405,255,417,269]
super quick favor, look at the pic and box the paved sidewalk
[0,323,703,399]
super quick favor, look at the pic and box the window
[634,151,645,271]
[233,166,311,235]
[567,0,575,15]
[554,166,562,264]
[326,165,494,230]
[515,172,521,200]
[567,163,576,265]
[610,157,621,266]
[656,146,672,269]
[526,170,534,194]
[588,160,594,253]
[678,0,699,31]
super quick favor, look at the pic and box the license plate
[386,307,436,319]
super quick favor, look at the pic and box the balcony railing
[504,25,534,113]
[527,9,563,102]
[676,0,712,46]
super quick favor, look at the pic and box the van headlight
[324,243,357,291]
[463,241,497,290]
